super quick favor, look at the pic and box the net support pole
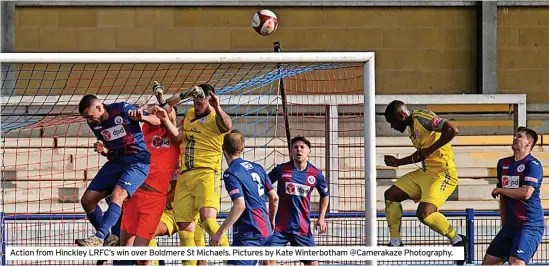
[1,211,5,266]
[363,56,377,264]
[327,105,340,213]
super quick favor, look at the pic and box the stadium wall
[10,5,548,103]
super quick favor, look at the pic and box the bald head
[384,100,411,133]
[384,100,407,120]
[223,129,245,156]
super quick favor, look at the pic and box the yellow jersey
[180,108,225,173]
[408,109,456,173]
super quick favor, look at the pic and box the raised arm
[153,106,183,143]
[208,91,232,133]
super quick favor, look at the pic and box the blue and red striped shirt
[496,154,544,228]
[269,161,329,236]
[88,102,149,163]
[223,158,274,239]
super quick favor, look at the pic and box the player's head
[291,136,311,164]
[223,129,245,160]
[384,100,411,133]
[193,84,216,116]
[79,94,104,125]
[513,126,538,152]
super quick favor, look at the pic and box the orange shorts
[121,187,166,240]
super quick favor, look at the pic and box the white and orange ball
[252,9,278,36]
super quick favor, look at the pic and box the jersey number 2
[251,172,265,197]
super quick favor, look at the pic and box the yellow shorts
[173,168,221,223]
[393,168,458,209]
[160,210,179,236]
[160,210,204,238]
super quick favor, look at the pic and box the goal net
[0,52,376,265]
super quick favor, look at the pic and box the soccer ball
[252,9,278,36]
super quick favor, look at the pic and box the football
[252,9,278,36]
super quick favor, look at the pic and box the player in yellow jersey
[156,83,232,265]
[382,100,468,265]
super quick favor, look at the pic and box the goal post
[0,52,378,263]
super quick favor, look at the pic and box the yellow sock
[179,230,197,265]
[385,200,403,238]
[421,212,457,240]
[148,238,158,247]
[194,223,206,247]
[201,218,229,247]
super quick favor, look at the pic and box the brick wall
[14,6,478,96]
[497,7,549,104]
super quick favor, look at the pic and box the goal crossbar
[0,52,375,64]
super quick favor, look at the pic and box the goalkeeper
[382,100,468,265]
[154,82,233,265]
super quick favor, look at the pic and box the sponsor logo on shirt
[229,189,240,196]
[502,175,520,189]
[101,125,127,141]
[282,173,292,178]
[151,135,170,149]
[285,182,311,197]
[525,176,538,183]
[93,126,102,130]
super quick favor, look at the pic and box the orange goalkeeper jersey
[408,109,456,173]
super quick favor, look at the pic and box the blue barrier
[2,209,548,265]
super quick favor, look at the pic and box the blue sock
[86,206,103,231]
[96,202,122,239]
[111,215,122,237]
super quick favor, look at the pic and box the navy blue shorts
[87,159,149,197]
[268,231,316,263]
[227,236,270,265]
[486,226,544,264]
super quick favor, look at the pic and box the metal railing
[2,209,548,265]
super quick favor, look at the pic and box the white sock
[390,238,402,246]
[451,234,462,245]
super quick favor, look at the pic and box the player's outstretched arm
[163,86,205,108]
[153,106,183,143]
[209,91,232,133]
[128,108,161,126]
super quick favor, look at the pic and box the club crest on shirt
[114,116,124,125]
[517,164,525,173]
[415,130,421,139]
[307,175,316,185]
[199,117,207,124]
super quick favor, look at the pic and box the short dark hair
[291,135,311,149]
[223,129,245,156]
[198,84,216,95]
[78,94,99,114]
[384,100,405,118]
[517,126,538,149]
